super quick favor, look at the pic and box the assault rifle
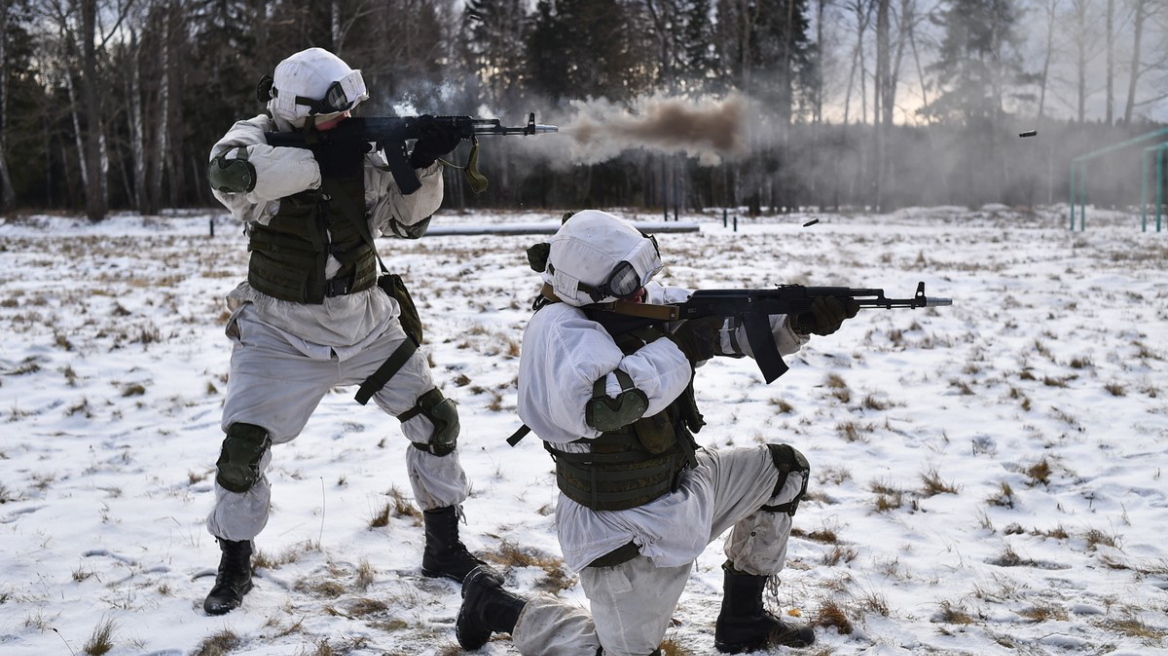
[591,282,952,384]
[264,113,558,195]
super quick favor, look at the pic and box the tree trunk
[814,0,827,123]
[128,32,147,212]
[1105,0,1114,124]
[66,73,89,194]
[874,0,889,209]
[1122,0,1145,125]
[150,6,171,214]
[1075,0,1087,122]
[0,0,15,212]
[82,0,107,221]
[1037,0,1058,121]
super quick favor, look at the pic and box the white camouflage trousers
[206,305,468,541]
[512,445,804,656]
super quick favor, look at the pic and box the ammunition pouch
[378,273,424,345]
[760,443,810,516]
[246,176,377,304]
[215,423,271,493]
[401,388,459,456]
[553,317,707,511]
[548,409,699,511]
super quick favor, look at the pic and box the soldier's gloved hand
[791,296,860,336]
[408,115,463,168]
[312,136,369,180]
[666,315,724,364]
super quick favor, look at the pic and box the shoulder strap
[506,424,531,447]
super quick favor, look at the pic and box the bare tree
[1035,0,1061,121]
[842,0,874,125]
[1066,0,1105,122]
[1121,0,1168,123]
[80,0,105,220]
[1105,0,1114,123]
[0,0,15,211]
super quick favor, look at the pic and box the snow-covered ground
[1,206,1165,656]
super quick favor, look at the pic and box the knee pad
[215,423,271,493]
[761,443,810,516]
[401,388,460,456]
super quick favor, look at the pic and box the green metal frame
[1069,126,1168,230]
[1141,143,1168,232]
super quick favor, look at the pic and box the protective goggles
[291,70,368,116]
[585,234,662,302]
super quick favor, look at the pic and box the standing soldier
[458,210,860,654]
[203,47,491,615]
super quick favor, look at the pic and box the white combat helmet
[267,48,368,129]
[543,210,663,307]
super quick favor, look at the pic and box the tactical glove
[666,315,724,364]
[409,115,463,169]
[791,295,860,336]
[311,136,369,180]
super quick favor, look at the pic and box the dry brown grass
[935,601,975,625]
[487,541,576,593]
[920,468,960,497]
[192,629,240,656]
[813,600,853,634]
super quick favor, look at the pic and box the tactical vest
[247,176,378,304]
[546,315,705,511]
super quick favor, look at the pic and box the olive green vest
[547,317,704,511]
[247,176,378,304]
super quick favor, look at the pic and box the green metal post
[1080,161,1087,231]
[1068,126,1168,230]
[1158,149,1164,232]
[1141,148,1149,232]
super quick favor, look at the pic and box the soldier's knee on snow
[403,388,460,456]
[216,423,271,493]
[761,443,810,516]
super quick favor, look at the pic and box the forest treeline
[0,0,1165,220]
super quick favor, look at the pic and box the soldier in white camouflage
[203,47,493,616]
[457,210,861,654]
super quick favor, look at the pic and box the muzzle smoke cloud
[549,94,750,166]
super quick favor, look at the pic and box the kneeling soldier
[457,210,861,654]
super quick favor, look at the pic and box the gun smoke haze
[553,94,751,166]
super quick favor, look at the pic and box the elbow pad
[585,370,649,432]
[386,215,432,240]
[208,148,257,193]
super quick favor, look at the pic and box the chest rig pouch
[546,316,705,511]
[246,175,378,303]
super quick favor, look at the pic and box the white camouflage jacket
[517,282,808,571]
[209,114,444,353]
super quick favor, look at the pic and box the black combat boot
[421,506,496,582]
[203,538,254,616]
[714,562,815,652]
[457,566,526,650]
